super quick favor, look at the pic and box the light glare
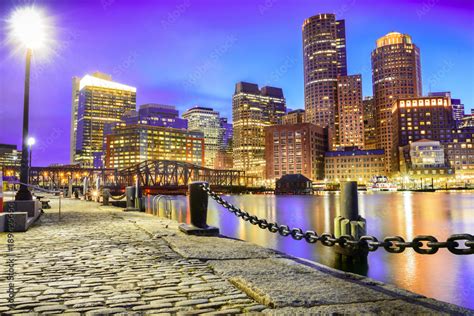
[9,7,49,50]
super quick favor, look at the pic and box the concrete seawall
[0,198,472,315]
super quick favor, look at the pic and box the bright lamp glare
[9,7,49,50]
[27,137,36,146]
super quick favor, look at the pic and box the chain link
[201,184,473,256]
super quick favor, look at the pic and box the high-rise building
[265,123,327,181]
[303,13,347,127]
[282,109,305,125]
[105,124,204,169]
[219,117,233,150]
[446,127,474,178]
[335,75,364,148]
[428,92,465,125]
[70,77,81,163]
[124,104,187,129]
[0,144,21,167]
[73,73,136,167]
[372,32,422,174]
[233,82,286,179]
[183,107,221,168]
[363,97,377,150]
[394,97,455,146]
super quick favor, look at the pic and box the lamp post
[8,7,51,201]
[27,137,36,170]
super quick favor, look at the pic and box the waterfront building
[0,144,21,167]
[446,127,474,179]
[324,148,386,184]
[303,13,347,127]
[363,96,377,150]
[213,149,233,170]
[124,104,187,129]
[334,75,364,149]
[394,96,454,146]
[282,109,305,125]
[399,139,454,187]
[183,106,221,168]
[233,82,286,179]
[372,32,422,174]
[73,73,136,167]
[265,123,327,181]
[275,174,313,195]
[105,124,204,169]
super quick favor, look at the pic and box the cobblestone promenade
[0,198,472,315]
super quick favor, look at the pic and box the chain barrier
[109,193,126,201]
[201,184,473,255]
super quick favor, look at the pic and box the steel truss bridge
[116,160,252,194]
[2,160,256,194]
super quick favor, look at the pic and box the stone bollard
[123,186,140,212]
[179,182,219,236]
[73,189,79,199]
[102,189,110,206]
[334,181,367,257]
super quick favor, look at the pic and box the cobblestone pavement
[0,198,265,315]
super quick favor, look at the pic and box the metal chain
[201,184,473,255]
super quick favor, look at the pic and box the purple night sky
[0,0,473,166]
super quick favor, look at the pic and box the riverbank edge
[113,205,474,314]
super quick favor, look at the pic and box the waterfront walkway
[0,198,472,315]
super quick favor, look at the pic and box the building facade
[446,127,474,178]
[0,144,21,167]
[363,96,377,150]
[233,82,286,179]
[325,149,386,184]
[105,125,204,169]
[335,75,364,149]
[73,73,136,167]
[124,104,187,129]
[265,123,327,181]
[394,96,454,146]
[183,107,221,168]
[282,109,305,125]
[372,32,422,174]
[303,13,347,128]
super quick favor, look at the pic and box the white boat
[367,176,398,192]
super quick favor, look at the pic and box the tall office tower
[73,73,136,167]
[233,82,286,179]
[394,96,455,146]
[335,75,364,148]
[303,13,347,127]
[219,117,233,150]
[363,97,377,150]
[70,77,81,163]
[372,32,422,174]
[183,107,221,168]
[124,104,187,129]
[0,144,21,167]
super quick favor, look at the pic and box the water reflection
[156,192,474,309]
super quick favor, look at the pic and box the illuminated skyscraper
[183,107,221,168]
[70,77,81,163]
[335,75,364,148]
[73,73,136,167]
[233,82,286,179]
[371,32,422,174]
[363,96,377,150]
[303,13,347,127]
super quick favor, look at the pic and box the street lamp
[27,137,36,169]
[8,7,51,201]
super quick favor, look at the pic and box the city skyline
[1,0,473,166]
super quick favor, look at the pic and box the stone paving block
[34,304,67,312]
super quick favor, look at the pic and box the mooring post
[334,181,367,256]
[102,188,110,206]
[123,186,140,212]
[179,181,219,236]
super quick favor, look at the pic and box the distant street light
[8,7,52,200]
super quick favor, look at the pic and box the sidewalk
[0,198,471,315]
